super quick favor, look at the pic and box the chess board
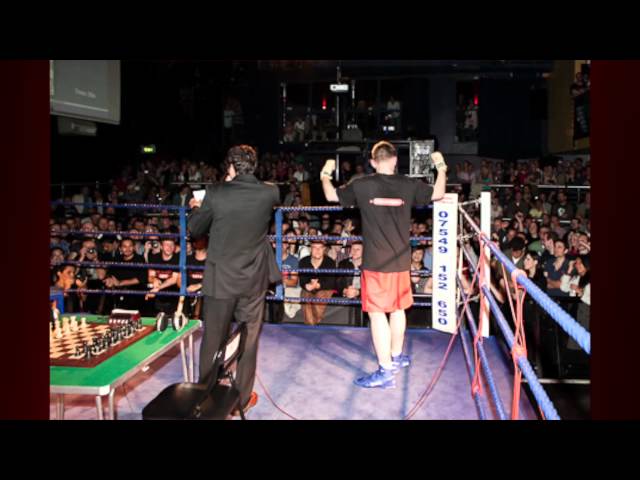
[50,321,155,368]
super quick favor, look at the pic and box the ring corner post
[179,206,187,297]
[480,191,492,338]
[431,193,458,335]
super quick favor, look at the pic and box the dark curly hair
[226,145,258,176]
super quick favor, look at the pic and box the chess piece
[70,317,78,332]
[54,318,61,331]
[54,327,63,339]
[80,317,87,328]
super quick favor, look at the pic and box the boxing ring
[50,194,590,420]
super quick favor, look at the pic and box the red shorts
[361,270,413,313]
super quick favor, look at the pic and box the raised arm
[430,152,448,202]
[320,159,339,203]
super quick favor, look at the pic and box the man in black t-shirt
[146,238,180,315]
[103,237,146,312]
[185,237,207,319]
[321,140,448,389]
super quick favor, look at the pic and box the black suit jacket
[187,175,281,299]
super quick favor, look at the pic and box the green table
[50,315,201,420]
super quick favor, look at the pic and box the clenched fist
[431,151,447,172]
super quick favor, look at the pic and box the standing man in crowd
[321,141,447,388]
[188,145,280,416]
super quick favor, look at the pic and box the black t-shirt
[108,253,146,290]
[148,252,180,292]
[187,254,206,287]
[336,174,433,272]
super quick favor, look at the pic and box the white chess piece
[70,318,78,332]
[54,327,63,339]
[80,317,87,328]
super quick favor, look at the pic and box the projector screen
[50,60,121,124]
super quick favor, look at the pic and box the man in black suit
[188,145,281,415]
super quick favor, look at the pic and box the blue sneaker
[391,354,411,372]
[354,366,396,389]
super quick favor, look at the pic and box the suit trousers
[198,290,266,407]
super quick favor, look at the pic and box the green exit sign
[141,144,156,154]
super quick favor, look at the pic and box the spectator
[146,238,180,316]
[544,239,571,297]
[326,240,348,264]
[337,241,363,299]
[550,215,567,239]
[99,237,119,261]
[504,237,527,270]
[143,229,162,263]
[103,237,146,312]
[577,233,591,255]
[536,192,551,215]
[561,255,591,350]
[410,246,430,294]
[50,247,65,266]
[552,190,574,221]
[350,163,366,181]
[75,238,106,313]
[51,264,82,312]
[71,186,92,215]
[50,223,70,255]
[294,117,306,142]
[172,184,193,207]
[315,213,329,233]
[298,240,337,325]
[491,218,507,244]
[386,96,401,130]
[185,237,207,319]
[504,189,530,219]
[340,161,353,184]
[526,221,540,245]
[491,196,503,221]
[576,191,590,220]
[522,252,546,374]
[422,241,434,274]
[541,165,556,185]
[283,183,299,206]
[456,161,476,198]
[528,198,545,219]
[293,163,310,184]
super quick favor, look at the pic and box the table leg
[96,395,104,420]
[189,333,194,382]
[57,394,65,420]
[180,339,189,382]
[108,389,116,420]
